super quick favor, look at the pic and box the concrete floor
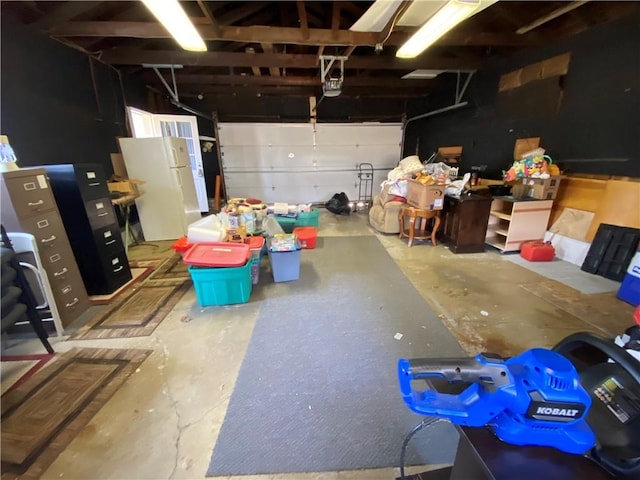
[1,209,635,479]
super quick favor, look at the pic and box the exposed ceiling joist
[216,2,269,26]
[196,0,221,36]
[31,1,100,29]
[297,1,309,39]
[516,1,589,34]
[331,2,341,36]
[343,45,356,57]
[179,85,430,98]
[245,47,262,76]
[49,22,540,47]
[146,73,438,88]
[261,43,280,76]
[101,49,483,70]
[51,21,379,45]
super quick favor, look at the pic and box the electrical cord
[399,417,451,480]
[378,3,408,48]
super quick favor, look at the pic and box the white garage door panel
[222,145,316,170]
[314,123,402,146]
[218,122,402,204]
[313,145,399,168]
[223,145,398,171]
[219,123,314,146]
[225,171,374,204]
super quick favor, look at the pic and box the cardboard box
[437,146,463,165]
[111,153,129,179]
[107,179,144,196]
[406,180,445,210]
[513,137,541,160]
[523,176,562,200]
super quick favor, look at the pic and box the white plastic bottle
[0,135,19,172]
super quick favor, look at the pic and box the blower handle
[400,356,511,395]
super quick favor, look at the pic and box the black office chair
[1,224,54,354]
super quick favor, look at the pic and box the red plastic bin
[171,236,193,254]
[293,227,318,249]
[182,242,250,267]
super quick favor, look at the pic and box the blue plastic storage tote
[268,248,301,282]
[617,251,640,306]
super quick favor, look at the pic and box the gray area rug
[207,236,464,476]
[505,254,620,294]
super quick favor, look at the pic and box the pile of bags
[326,192,351,215]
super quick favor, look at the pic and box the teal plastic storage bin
[295,209,319,227]
[188,262,252,306]
[267,248,301,282]
[275,216,297,233]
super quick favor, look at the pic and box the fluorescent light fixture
[396,0,496,59]
[350,0,404,32]
[402,69,445,79]
[141,0,207,52]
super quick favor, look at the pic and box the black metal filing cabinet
[44,164,132,295]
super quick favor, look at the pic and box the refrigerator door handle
[170,147,179,167]
[174,169,183,188]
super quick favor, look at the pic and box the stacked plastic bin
[295,208,319,228]
[183,243,252,306]
[267,235,302,282]
[292,227,317,249]
[245,236,265,285]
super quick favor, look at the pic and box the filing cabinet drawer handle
[66,297,79,308]
[113,265,124,272]
[98,212,109,217]
[105,239,116,245]
[54,267,68,277]
[88,182,101,186]
[41,235,57,244]
[28,200,45,207]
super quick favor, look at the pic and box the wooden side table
[398,206,441,247]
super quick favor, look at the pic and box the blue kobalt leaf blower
[398,348,596,454]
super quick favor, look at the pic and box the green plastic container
[275,216,297,233]
[188,262,252,306]
[295,209,319,227]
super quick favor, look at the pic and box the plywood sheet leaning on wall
[549,208,595,241]
[549,177,608,229]
[585,180,640,241]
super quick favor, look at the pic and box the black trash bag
[325,192,351,215]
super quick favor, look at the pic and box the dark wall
[404,12,640,179]
[0,16,146,175]
[198,94,408,123]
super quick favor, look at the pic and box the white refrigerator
[118,137,202,241]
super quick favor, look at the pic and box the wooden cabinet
[1,168,90,333]
[44,164,132,295]
[442,194,493,253]
[485,197,553,253]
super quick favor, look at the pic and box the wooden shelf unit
[485,197,553,253]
